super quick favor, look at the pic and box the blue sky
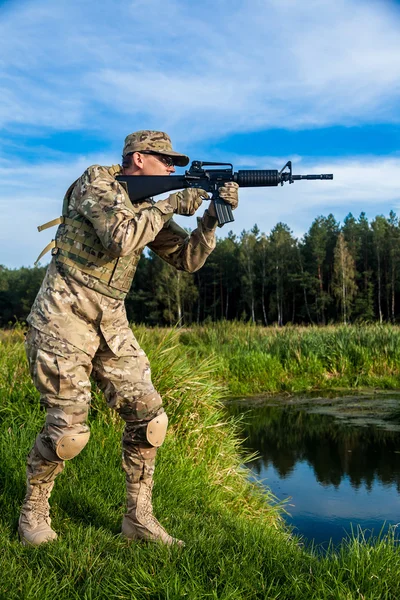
[1,0,399,268]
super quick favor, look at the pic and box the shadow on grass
[55,484,123,535]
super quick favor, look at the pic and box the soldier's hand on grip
[218,181,239,210]
[168,188,208,216]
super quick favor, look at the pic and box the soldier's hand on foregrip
[218,181,239,210]
[168,188,208,216]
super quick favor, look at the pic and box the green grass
[180,322,400,395]
[1,326,400,599]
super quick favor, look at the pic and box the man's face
[139,152,176,176]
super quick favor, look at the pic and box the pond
[227,393,400,548]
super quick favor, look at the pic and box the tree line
[1,211,400,327]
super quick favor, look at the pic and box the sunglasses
[140,151,175,168]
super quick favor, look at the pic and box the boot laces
[141,483,154,521]
[30,487,51,523]
[142,483,172,538]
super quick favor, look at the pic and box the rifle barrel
[292,174,333,180]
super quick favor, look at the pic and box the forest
[1,210,400,328]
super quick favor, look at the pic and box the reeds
[180,322,400,395]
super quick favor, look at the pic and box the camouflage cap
[122,130,189,167]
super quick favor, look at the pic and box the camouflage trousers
[25,327,164,484]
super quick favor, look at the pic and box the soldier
[19,130,239,547]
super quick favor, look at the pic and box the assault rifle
[117,160,333,227]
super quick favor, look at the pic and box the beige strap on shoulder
[38,216,95,233]
[37,217,64,232]
[34,240,56,266]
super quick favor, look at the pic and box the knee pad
[146,411,168,447]
[55,428,91,460]
[36,407,90,461]
[36,427,90,461]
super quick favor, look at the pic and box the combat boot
[18,480,57,546]
[18,441,64,546]
[121,478,184,546]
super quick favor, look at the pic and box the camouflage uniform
[19,131,225,546]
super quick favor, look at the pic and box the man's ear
[132,152,145,170]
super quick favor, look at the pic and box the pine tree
[268,223,297,326]
[353,213,374,321]
[386,211,400,323]
[332,233,357,324]
[302,217,334,324]
[371,216,389,323]
[257,233,269,325]
[239,227,258,322]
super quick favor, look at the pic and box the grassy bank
[180,322,400,395]
[1,327,400,599]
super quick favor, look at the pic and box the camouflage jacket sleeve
[73,165,175,257]
[147,210,218,272]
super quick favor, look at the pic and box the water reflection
[228,396,400,545]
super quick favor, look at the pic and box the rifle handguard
[236,170,279,187]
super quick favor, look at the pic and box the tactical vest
[35,165,142,300]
